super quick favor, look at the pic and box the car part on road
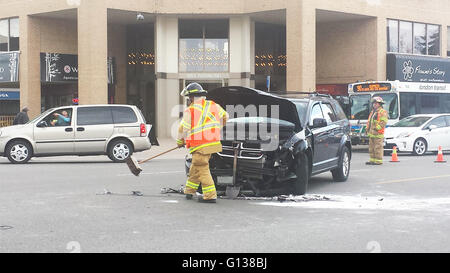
[225,142,241,199]
[126,146,179,176]
[0,225,13,231]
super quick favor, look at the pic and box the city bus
[347,80,450,145]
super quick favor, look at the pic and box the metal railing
[0,116,15,127]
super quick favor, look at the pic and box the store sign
[0,89,20,101]
[387,53,450,83]
[40,53,115,84]
[41,53,78,82]
[0,52,20,82]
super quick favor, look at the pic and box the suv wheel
[331,146,350,182]
[293,153,309,195]
[6,140,33,164]
[108,139,133,163]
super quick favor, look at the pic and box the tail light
[140,123,147,136]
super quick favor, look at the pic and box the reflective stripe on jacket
[367,108,388,138]
[184,99,225,153]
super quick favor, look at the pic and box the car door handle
[65,128,73,132]
[77,127,85,132]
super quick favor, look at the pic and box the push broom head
[126,156,142,176]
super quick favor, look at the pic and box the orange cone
[435,146,446,163]
[390,146,400,163]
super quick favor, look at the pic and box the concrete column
[155,16,179,138]
[229,16,252,87]
[77,2,108,105]
[376,17,387,81]
[286,0,316,92]
[19,15,41,118]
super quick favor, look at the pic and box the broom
[125,146,180,176]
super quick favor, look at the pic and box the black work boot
[185,194,193,200]
[198,197,217,203]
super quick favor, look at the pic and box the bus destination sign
[353,83,392,92]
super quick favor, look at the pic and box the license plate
[217,176,233,185]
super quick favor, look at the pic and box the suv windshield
[350,94,370,120]
[391,116,431,127]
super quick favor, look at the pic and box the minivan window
[111,107,138,124]
[77,107,113,126]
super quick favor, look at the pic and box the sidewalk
[134,138,187,160]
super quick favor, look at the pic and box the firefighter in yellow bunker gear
[176,83,229,203]
[366,96,389,165]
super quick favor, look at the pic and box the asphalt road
[0,147,449,253]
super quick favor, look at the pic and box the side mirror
[312,118,328,128]
[37,120,48,128]
[428,125,438,131]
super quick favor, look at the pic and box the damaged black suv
[185,86,352,196]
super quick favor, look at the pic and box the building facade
[1,0,450,137]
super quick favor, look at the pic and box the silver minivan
[0,105,152,163]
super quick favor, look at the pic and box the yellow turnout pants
[369,137,384,164]
[184,152,217,200]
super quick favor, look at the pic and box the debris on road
[0,225,13,231]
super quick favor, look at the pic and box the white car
[384,114,450,156]
[0,105,152,164]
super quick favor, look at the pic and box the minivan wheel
[331,146,351,182]
[413,138,427,156]
[108,139,133,163]
[6,140,33,164]
[293,153,309,195]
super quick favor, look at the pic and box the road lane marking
[375,174,450,185]
[117,171,185,177]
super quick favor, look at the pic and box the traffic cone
[390,146,400,163]
[435,146,446,163]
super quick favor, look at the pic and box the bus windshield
[350,94,370,120]
[377,93,399,119]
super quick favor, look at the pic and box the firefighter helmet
[372,96,385,104]
[180,82,208,97]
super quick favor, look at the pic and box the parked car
[0,105,152,164]
[384,114,450,156]
[185,86,352,196]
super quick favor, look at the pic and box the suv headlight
[396,132,413,138]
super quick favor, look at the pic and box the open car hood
[206,86,302,130]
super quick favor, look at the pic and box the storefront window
[0,19,8,52]
[427,24,440,56]
[413,23,426,55]
[399,21,413,54]
[9,18,19,51]
[179,19,229,72]
[447,27,450,57]
[387,20,399,52]
[388,19,441,56]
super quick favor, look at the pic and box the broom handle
[138,146,180,164]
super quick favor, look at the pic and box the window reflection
[179,19,229,72]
